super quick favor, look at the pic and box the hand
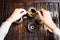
[6,8,27,23]
[37,9,57,31]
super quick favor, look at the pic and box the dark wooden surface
[4,19,55,40]
[0,0,60,40]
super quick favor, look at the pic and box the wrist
[6,18,14,23]
[48,22,57,31]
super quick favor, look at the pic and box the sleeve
[53,27,60,40]
[0,21,12,40]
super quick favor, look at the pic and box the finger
[19,8,27,14]
[40,8,47,12]
[40,8,46,16]
[15,8,27,13]
[37,11,43,20]
[40,11,43,16]
[21,10,27,15]
[16,8,26,11]
[40,8,49,16]
[20,11,25,13]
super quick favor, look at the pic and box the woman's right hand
[6,8,27,23]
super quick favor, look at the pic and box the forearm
[53,27,60,37]
[0,20,12,40]
[47,22,60,37]
[0,8,26,40]
[47,22,57,31]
